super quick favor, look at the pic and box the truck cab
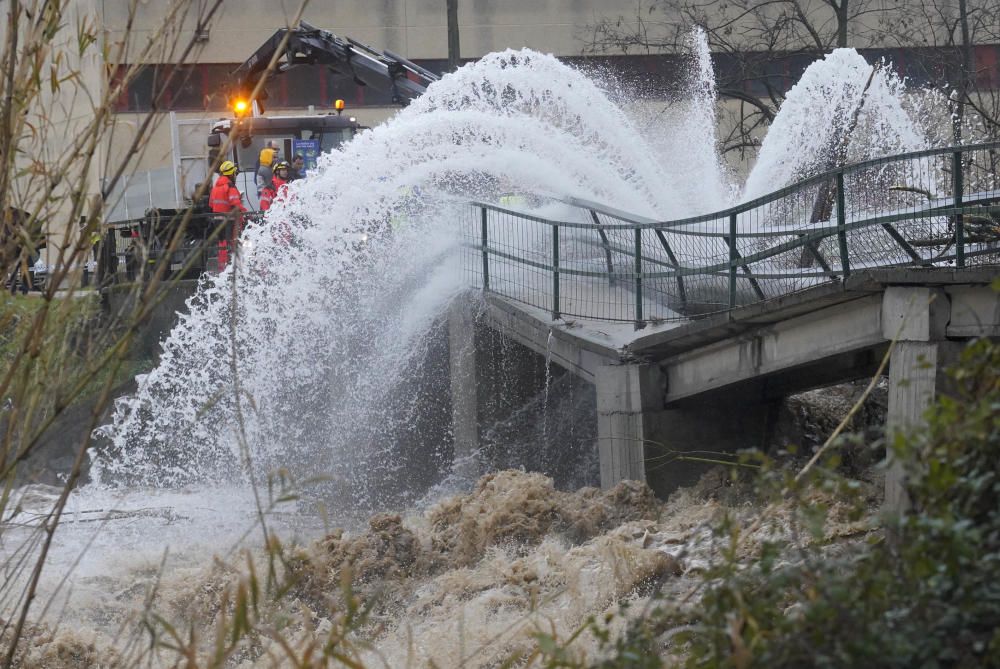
[204,20,437,210]
[207,113,364,211]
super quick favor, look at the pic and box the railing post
[552,223,560,320]
[634,227,644,329]
[480,206,490,291]
[836,171,850,278]
[952,149,965,268]
[654,229,686,313]
[728,213,737,309]
[588,209,615,286]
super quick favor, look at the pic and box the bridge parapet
[462,142,1000,330]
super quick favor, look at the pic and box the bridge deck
[627,267,1000,359]
[459,141,1000,499]
[480,267,999,386]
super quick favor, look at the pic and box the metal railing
[98,210,262,287]
[462,142,1000,328]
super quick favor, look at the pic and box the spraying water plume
[94,45,935,506]
[95,49,729,504]
[744,49,929,199]
[2,39,952,665]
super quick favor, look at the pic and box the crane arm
[230,21,439,111]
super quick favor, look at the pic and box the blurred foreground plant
[139,537,376,668]
[0,0,279,664]
[530,334,999,668]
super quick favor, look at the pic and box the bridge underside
[449,268,1000,505]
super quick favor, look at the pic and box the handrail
[573,140,1000,229]
[467,141,1000,328]
[468,203,1000,280]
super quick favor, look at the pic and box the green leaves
[551,334,1000,668]
[696,337,1000,668]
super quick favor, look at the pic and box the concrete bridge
[451,142,1000,505]
[99,142,999,505]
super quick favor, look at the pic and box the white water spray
[93,49,741,500]
[93,45,938,503]
[744,49,931,198]
[4,40,952,664]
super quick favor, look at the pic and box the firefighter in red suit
[259,161,290,212]
[209,160,246,270]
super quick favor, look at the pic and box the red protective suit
[259,176,288,212]
[208,174,246,271]
[209,175,246,214]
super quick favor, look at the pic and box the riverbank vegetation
[539,333,1000,668]
[0,0,259,663]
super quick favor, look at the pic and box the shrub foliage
[538,337,1000,668]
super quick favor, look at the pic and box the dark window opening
[111,46,1000,114]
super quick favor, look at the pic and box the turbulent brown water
[3,453,882,667]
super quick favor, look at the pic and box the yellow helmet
[219,160,238,176]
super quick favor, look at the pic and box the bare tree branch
[582,0,1000,156]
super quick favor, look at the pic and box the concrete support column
[595,363,663,488]
[448,297,479,473]
[881,286,953,514]
[885,341,938,512]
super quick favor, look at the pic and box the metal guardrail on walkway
[98,211,262,287]
[462,142,1000,328]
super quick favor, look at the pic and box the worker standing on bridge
[210,161,247,215]
[210,160,246,270]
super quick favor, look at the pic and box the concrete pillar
[448,297,480,473]
[885,341,937,512]
[881,286,954,514]
[595,364,774,494]
[594,363,662,487]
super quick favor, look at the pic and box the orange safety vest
[209,175,246,214]
[209,175,246,272]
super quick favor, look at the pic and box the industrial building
[3,0,998,257]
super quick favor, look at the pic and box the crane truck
[207,20,440,210]
[101,22,439,288]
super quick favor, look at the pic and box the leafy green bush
[535,336,1000,668]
